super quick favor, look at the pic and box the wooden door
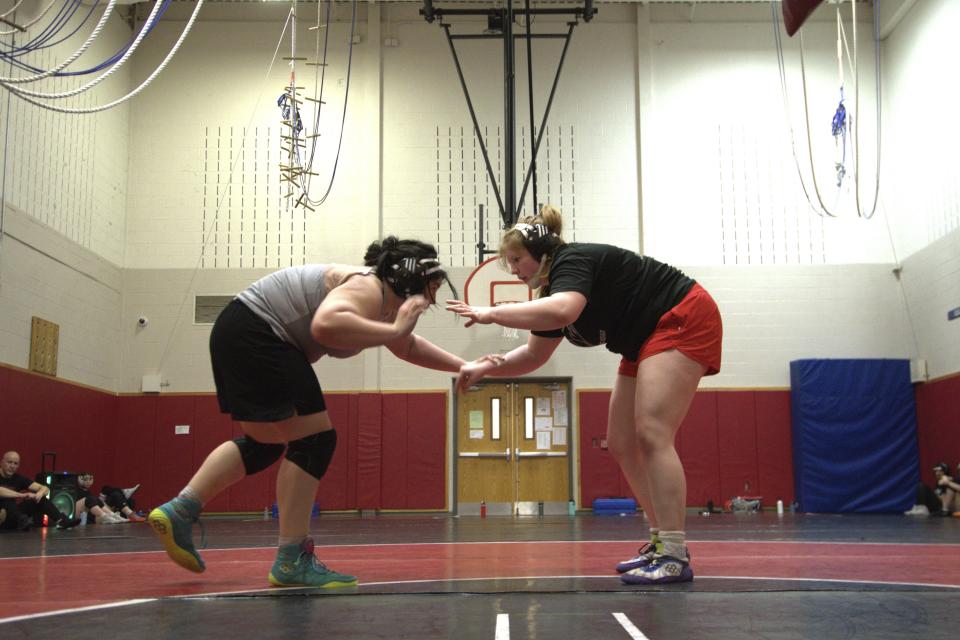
[455,379,572,515]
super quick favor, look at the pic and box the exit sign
[949,306,960,321]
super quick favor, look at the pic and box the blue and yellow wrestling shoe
[268,537,357,588]
[620,551,693,585]
[148,498,205,573]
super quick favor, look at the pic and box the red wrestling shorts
[618,283,722,377]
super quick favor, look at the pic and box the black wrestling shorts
[209,299,326,422]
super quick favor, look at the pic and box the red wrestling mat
[3,540,958,620]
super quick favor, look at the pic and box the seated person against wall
[75,473,145,523]
[905,462,960,516]
[0,451,81,531]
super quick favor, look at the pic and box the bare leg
[276,454,324,541]
[185,441,246,505]
[180,412,332,506]
[632,349,706,533]
[607,374,659,528]
[261,415,334,542]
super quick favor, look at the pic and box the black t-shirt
[531,243,695,359]
[0,473,33,493]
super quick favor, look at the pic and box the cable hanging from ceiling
[772,0,882,219]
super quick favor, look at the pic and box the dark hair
[363,236,458,301]
[934,462,950,475]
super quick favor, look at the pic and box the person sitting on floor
[0,451,81,531]
[75,473,144,523]
[905,462,960,516]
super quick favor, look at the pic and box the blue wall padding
[790,359,919,513]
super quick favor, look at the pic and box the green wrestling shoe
[148,498,205,573]
[268,537,357,588]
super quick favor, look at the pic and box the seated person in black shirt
[0,451,81,531]
[907,463,960,516]
[75,473,145,523]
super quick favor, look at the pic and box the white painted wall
[0,6,130,389]
[2,1,957,394]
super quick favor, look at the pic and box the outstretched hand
[446,299,494,328]
[393,294,430,338]
[455,354,506,393]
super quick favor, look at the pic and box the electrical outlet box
[175,425,190,435]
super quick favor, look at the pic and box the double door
[455,379,572,516]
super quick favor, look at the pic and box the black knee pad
[233,435,286,475]
[285,429,337,480]
[84,496,105,510]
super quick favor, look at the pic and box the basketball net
[494,301,522,340]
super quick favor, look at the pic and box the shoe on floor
[268,538,357,588]
[126,512,146,522]
[616,541,659,573]
[903,504,930,516]
[621,553,693,585]
[99,511,128,524]
[56,516,82,530]
[148,499,205,573]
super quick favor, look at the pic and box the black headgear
[386,256,444,298]
[934,462,950,475]
[513,222,556,260]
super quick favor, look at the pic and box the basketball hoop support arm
[422,0,595,233]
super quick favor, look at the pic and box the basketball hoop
[465,259,531,341]
[493,301,522,340]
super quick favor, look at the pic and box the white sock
[178,486,203,506]
[658,530,687,560]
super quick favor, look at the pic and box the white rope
[0,0,57,36]
[0,0,117,83]
[0,0,24,20]
[797,29,840,217]
[0,0,165,100]
[4,0,203,114]
[850,0,881,219]
[772,2,830,218]
[156,10,294,371]
[773,0,881,219]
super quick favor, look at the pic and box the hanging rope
[771,0,882,219]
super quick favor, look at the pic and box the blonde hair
[497,204,565,270]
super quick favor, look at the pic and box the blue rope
[832,87,847,187]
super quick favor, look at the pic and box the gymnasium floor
[1,511,958,639]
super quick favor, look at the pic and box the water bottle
[79,511,88,526]
[567,500,576,516]
[537,500,544,517]
[480,500,487,518]
[263,507,270,521]
[776,499,784,517]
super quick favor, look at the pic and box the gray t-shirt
[236,264,375,363]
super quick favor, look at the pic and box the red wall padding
[578,389,796,508]
[915,374,960,482]
[0,366,115,483]
[0,365,447,513]
[3,363,955,513]
[380,393,447,509]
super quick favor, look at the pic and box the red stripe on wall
[3,363,957,513]
[578,389,796,508]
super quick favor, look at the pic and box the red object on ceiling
[783,0,824,37]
